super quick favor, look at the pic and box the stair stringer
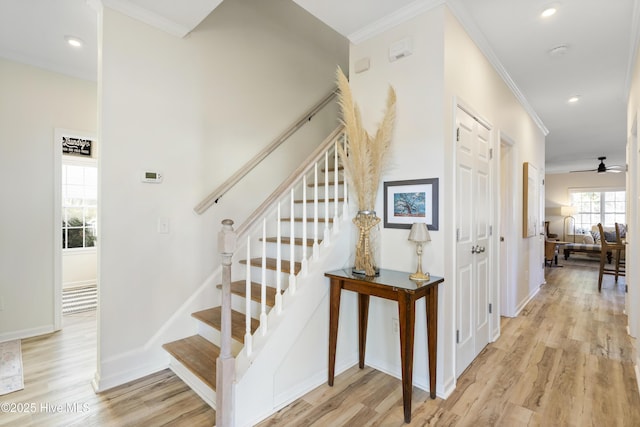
[233,215,359,427]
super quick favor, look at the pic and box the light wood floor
[2,259,638,426]
[259,258,640,426]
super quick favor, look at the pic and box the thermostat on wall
[141,171,163,183]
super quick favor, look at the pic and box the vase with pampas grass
[336,67,396,276]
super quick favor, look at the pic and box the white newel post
[217,219,236,427]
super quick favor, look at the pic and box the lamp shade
[560,206,575,216]
[408,222,431,243]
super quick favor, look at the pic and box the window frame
[568,187,626,233]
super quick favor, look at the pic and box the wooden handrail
[194,88,338,215]
[235,126,344,237]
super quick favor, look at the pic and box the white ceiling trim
[446,0,549,137]
[348,0,445,44]
[624,0,640,99]
[102,0,191,37]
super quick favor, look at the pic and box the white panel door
[456,107,492,377]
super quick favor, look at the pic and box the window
[62,162,97,249]
[569,189,625,233]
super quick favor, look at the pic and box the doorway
[54,129,98,330]
[499,135,517,317]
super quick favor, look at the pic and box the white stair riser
[168,355,216,408]
[196,322,244,356]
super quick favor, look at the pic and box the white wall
[97,0,347,388]
[545,172,626,238]
[625,38,640,363]
[347,5,545,398]
[0,58,96,341]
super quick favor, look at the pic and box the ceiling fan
[570,156,623,174]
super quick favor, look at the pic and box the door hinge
[489,225,493,236]
[626,284,629,293]
[489,303,492,314]
[489,148,493,159]
[456,330,460,344]
[456,128,460,142]
[456,228,460,242]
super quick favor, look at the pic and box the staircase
[162,126,352,425]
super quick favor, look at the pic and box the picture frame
[384,178,439,230]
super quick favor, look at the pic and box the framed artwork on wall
[383,178,439,230]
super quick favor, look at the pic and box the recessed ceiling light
[65,35,83,48]
[568,96,581,103]
[541,7,557,17]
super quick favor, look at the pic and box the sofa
[562,225,624,263]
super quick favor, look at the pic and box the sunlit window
[62,163,97,249]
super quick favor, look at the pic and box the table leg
[358,293,370,369]
[328,278,342,386]
[398,291,415,423]
[426,285,438,399]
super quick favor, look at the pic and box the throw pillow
[583,234,595,244]
[591,230,600,244]
[604,231,617,242]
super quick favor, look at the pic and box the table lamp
[561,205,576,242]
[408,222,431,282]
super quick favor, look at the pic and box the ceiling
[1,0,637,174]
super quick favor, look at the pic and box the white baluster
[260,219,267,336]
[333,141,339,231]
[244,237,252,356]
[276,203,283,314]
[289,189,296,295]
[324,152,330,246]
[313,163,319,260]
[342,134,349,218]
[302,175,308,275]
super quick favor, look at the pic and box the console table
[325,268,444,423]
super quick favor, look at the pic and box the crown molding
[101,0,192,38]
[446,0,548,136]
[348,0,445,45]
[624,0,640,98]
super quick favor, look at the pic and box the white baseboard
[93,346,169,392]
[0,324,54,343]
[514,285,541,317]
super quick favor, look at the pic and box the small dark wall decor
[384,178,439,230]
[62,136,92,157]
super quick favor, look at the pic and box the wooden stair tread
[217,280,278,307]
[281,217,334,223]
[294,197,345,204]
[240,257,302,275]
[162,335,219,390]
[309,180,344,187]
[192,307,258,342]
[262,236,317,247]
[321,166,344,172]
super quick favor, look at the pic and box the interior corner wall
[348,6,447,396]
[625,40,640,363]
[0,58,97,341]
[544,172,626,238]
[97,1,347,388]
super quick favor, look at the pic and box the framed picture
[384,178,439,230]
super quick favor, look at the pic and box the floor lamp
[561,206,576,242]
